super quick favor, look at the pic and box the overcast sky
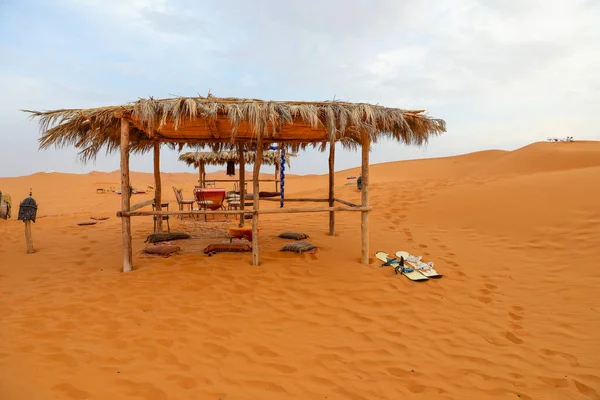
[1,0,598,177]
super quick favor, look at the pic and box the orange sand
[1,142,599,399]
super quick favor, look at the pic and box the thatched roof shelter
[25,94,445,160]
[178,150,294,168]
[25,94,446,272]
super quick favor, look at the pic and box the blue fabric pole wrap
[280,149,286,208]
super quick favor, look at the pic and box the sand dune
[1,142,599,399]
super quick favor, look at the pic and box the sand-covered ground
[1,141,599,399]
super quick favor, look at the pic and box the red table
[194,188,226,210]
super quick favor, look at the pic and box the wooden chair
[233,182,248,192]
[172,186,194,219]
[152,202,170,233]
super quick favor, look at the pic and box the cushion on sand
[280,241,318,254]
[77,220,97,226]
[278,232,309,240]
[145,232,191,243]
[258,191,280,198]
[142,245,180,257]
[204,242,252,255]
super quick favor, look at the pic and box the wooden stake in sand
[361,132,370,265]
[24,220,34,254]
[252,138,263,266]
[120,118,133,272]
[153,141,163,233]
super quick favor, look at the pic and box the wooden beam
[120,118,133,272]
[328,141,335,236]
[205,179,280,183]
[254,206,370,215]
[252,138,263,266]
[153,142,162,232]
[238,144,246,227]
[361,133,370,265]
[118,206,371,217]
[130,198,155,212]
[260,197,328,202]
[333,197,361,208]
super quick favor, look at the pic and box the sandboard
[375,251,429,281]
[396,251,443,278]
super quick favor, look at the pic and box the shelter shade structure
[178,150,294,189]
[27,95,446,272]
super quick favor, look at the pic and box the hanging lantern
[18,190,38,222]
[226,161,236,176]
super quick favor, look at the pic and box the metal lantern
[18,191,38,223]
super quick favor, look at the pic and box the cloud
[0,0,599,177]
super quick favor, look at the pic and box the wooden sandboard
[396,251,443,278]
[375,251,429,281]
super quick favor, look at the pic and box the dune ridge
[1,141,599,399]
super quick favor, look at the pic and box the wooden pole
[153,142,162,233]
[120,118,133,272]
[333,197,361,207]
[275,162,280,192]
[238,144,246,227]
[198,162,202,187]
[199,162,206,188]
[252,138,263,266]
[361,133,370,265]
[328,141,335,236]
[24,220,34,254]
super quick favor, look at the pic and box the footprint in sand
[509,312,524,321]
[52,383,91,399]
[573,379,599,398]
[539,348,580,367]
[537,376,569,388]
[505,331,524,344]
[418,244,428,248]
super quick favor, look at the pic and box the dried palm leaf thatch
[178,150,294,168]
[24,94,446,161]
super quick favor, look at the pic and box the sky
[0,0,598,177]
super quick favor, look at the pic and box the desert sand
[0,141,599,399]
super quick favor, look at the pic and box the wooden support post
[361,133,370,265]
[24,220,34,254]
[238,144,246,227]
[120,118,133,272]
[153,142,162,233]
[199,162,206,188]
[275,162,280,192]
[198,163,202,187]
[252,138,263,266]
[328,141,335,236]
